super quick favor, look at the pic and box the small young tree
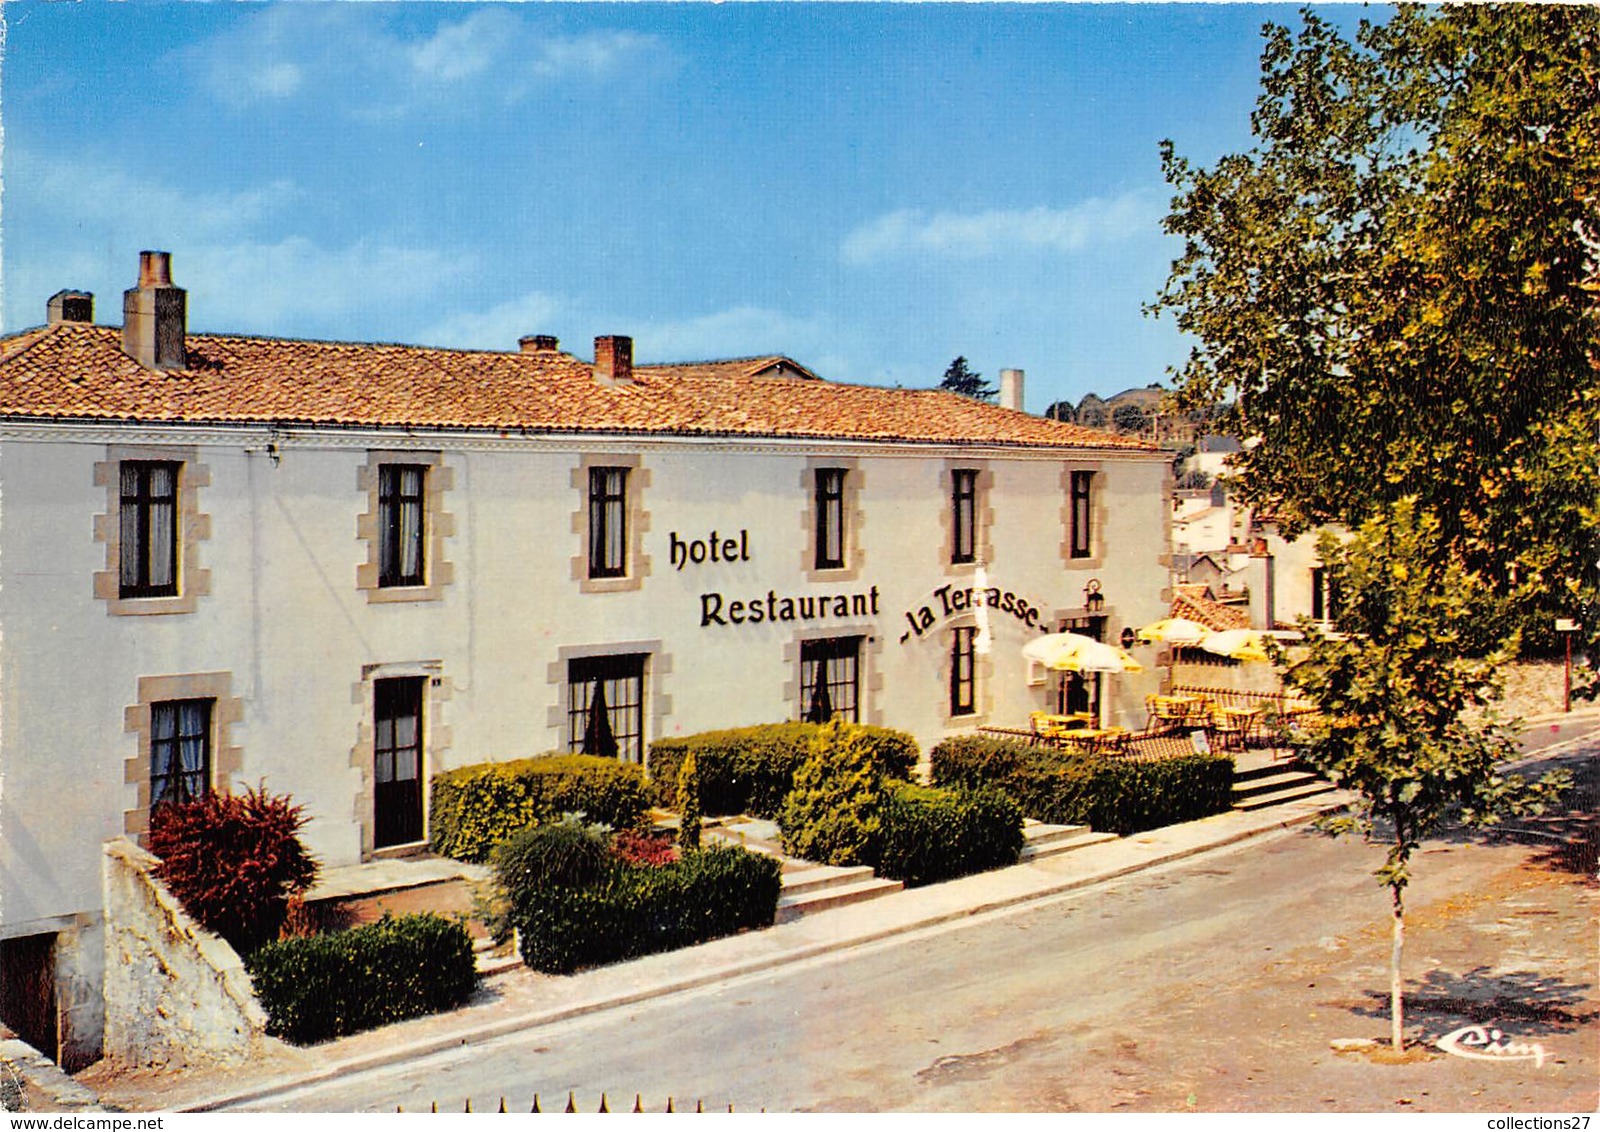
[1280,500,1569,1051]
[937,357,997,403]
[149,784,319,955]
[676,750,702,851]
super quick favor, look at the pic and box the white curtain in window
[398,467,424,581]
[149,464,176,588]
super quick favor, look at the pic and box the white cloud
[189,7,670,114]
[26,154,301,239]
[629,306,834,365]
[181,238,478,335]
[421,291,567,351]
[407,10,516,83]
[529,31,661,80]
[841,193,1161,264]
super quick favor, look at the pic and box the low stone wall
[1501,660,1583,720]
[0,1032,105,1113]
[1172,657,1585,723]
[100,839,267,1069]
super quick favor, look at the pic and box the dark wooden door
[374,677,425,848]
[0,934,58,1062]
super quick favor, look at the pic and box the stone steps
[777,873,904,923]
[1019,821,1119,862]
[1231,759,1337,811]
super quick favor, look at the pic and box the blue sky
[1,3,1367,412]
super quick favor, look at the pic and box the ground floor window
[150,698,212,809]
[568,654,646,763]
[374,677,425,848]
[950,626,977,717]
[801,636,861,723]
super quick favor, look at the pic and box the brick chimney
[47,290,94,326]
[999,368,1025,412]
[122,251,187,370]
[594,335,633,386]
[520,334,560,354]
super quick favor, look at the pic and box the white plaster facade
[0,261,1172,1064]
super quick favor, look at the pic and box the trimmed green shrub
[876,783,1023,887]
[930,735,1233,835]
[511,846,782,975]
[245,914,476,1043]
[648,722,918,818]
[148,785,319,955]
[430,754,650,862]
[777,720,886,866]
[492,815,613,904]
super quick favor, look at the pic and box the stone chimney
[999,368,1025,412]
[520,334,561,354]
[594,335,633,386]
[122,251,187,370]
[47,290,94,326]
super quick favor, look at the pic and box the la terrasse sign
[673,529,1048,639]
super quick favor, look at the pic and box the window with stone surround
[95,446,212,616]
[357,451,454,603]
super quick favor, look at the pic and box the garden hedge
[875,783,1024,887]
[647,722,918,818]
[511,845,782,975]
[930,735,1233,835]
[245,914,476,1044]
[430,754,650,862]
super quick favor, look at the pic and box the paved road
[239,763,1597,1114]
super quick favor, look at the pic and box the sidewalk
[84,711,1600,1113]
[113,788,1357,1112]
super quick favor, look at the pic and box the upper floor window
[1311,566,1343,622]
[950,626,977,717]
[1069,470,1094,559]
[951,469,978,565]
[588,467,630,579]
[815,468,846,570]
[150,698,212,810]
[568,653,646,763]
[378,464,427,587]
[801,636,861,723]
[120,461,179,598]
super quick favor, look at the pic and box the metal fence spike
[566,1091,577,1113]
[498,1097,507,1113]
[464,1098,472,1113]
[633,1094,643,1113]
[666,1097,674,1113]
[695,1099,704,1113]
[599,1093,610,1113]
[531,1094,541,1113]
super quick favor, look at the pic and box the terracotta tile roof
[0,323,1159,451]
[1172,583,1251,632]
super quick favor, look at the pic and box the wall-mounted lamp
[1084,578,1105,615]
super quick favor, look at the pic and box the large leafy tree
[1152,4,1600,656]
[937,356,997,402]
[1155,4,1592,1053]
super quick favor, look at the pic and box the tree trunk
[1390,884,1405,1051]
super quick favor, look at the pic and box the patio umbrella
[582,681,619,758]
[1198,629,1273,663]
[1134,617,1211,647]
[1022,632,1144,673]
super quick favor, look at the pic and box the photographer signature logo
[1436,1024,1547,1068]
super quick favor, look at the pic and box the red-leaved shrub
[611,828,679,868]
[149,785,319,955]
